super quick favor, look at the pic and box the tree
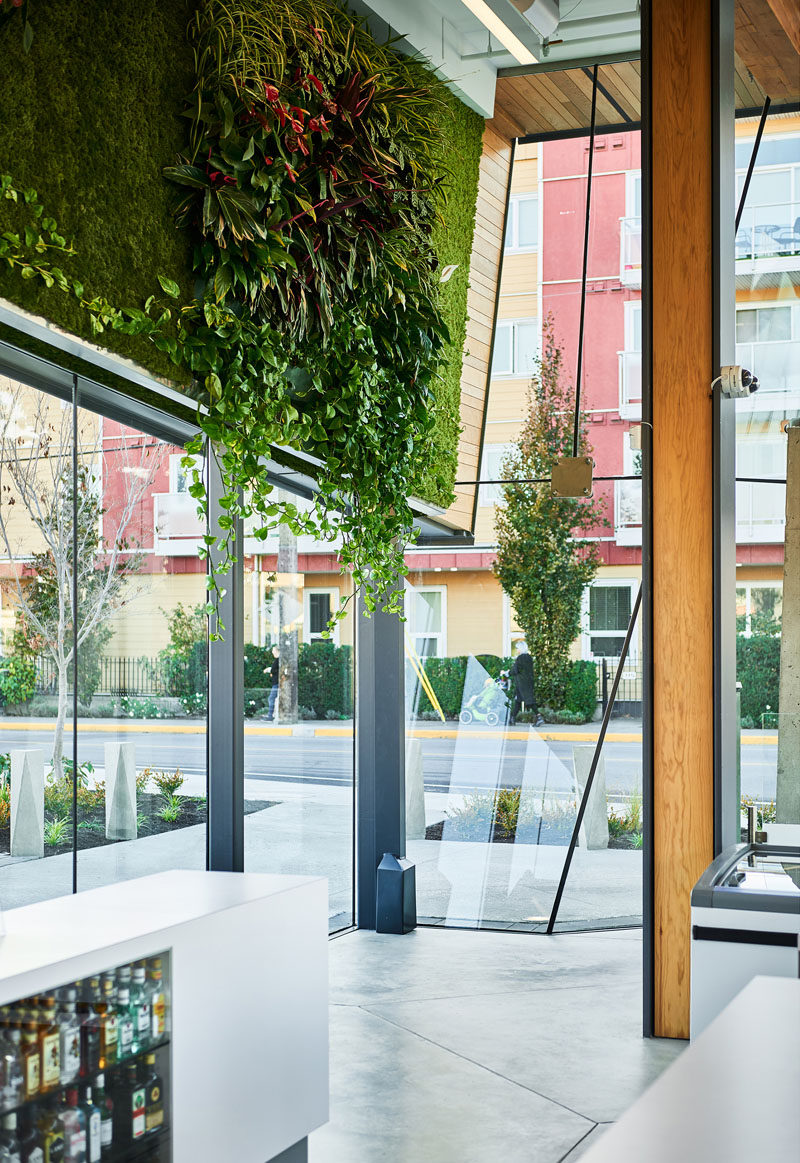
[493,323,607,707]
[0,383,160,776]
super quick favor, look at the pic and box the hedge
[737,634,781,723]
[244,641,353,719]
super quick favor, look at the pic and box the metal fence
[35,656,170,698]
[596,658,643,718]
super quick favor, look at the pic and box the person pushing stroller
[509,643,545,727]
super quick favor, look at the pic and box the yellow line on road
[0,723,778,744]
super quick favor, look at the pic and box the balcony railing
[736,204,800,263]
[735,340,800,400]
[618,350,642,420]
[154,492,203,554]
[615,478,642,547]
[735,481,785,544]
[619,216,641,288]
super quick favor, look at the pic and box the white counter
[0,870,329,1162]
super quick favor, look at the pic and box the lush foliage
[243,640,352,718]
[494,324,607,707]
[0,0,483,628]
[737,633,781,724]
[564,660,598,721]
[0,652,36,707]
[158,603,209,700]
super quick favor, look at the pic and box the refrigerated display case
[0,871,328,1162]
[690,842,800,1037]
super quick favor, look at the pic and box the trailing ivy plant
[0,0,463,633]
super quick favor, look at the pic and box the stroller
[458,672,510,726]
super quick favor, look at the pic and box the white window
[169,453,204,495]
[618,301,642,418]
[405,585,447,659]
[491,319,539,378]
[615,431,643,546]
[504,194,538,252]
[479,442,515,506]
[736,582,782,636]
[735,303,799,399]
[303,588,340,645]
[626,170,642,219]
[735,437,786,543]
[582,581,638,661]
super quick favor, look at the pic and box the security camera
[716,365,759,399]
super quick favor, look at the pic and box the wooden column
[650,0,716,1038]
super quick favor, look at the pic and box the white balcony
[619,216,642,288]
[615,478,642,546]
[735,203,800,272]
[735,481,786,544]
[153,492,204,555]
[618,350,642,420]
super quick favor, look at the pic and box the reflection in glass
[243,533,354,932]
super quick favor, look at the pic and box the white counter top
[583,976,800,1162]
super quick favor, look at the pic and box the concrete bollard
[10,749,45,858]
[105,742,138,841]
[405,737,426,841]
[572,745,609,850]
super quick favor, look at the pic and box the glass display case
[0,953,171,1162]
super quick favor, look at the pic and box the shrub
[158,794,183,824]
[243,646,274,689]
[737,634,780,723]
[564,660,597,721]
[151,768,185,797]
[44,815,70,846]
[244,687,269,718]
[0,655,36,708]
[0,782,10,829]
[298,642,353,720]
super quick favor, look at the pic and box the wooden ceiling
[491,1,797,141]
[736,0,800,107]
[492,62,640,141]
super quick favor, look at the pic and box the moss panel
[0,0,197,383]
[422,89,484,509]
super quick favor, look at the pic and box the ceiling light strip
[459,0,538,66]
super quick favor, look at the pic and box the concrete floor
[310,926,683,1163]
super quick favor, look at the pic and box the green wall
[0,0,484,507]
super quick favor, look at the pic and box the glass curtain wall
[406,108,645,931]
[242,515,355,932]
[0,370,208,908]
[731,12,800,846]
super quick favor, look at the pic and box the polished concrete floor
[310,926,683,1163]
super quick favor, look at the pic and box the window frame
[303,586,340,645]
[404,583,447,659]
[504,192,539,253]
[581,579,639,663]
[491,318,540,380]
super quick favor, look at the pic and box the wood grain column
[650,0,716,1038]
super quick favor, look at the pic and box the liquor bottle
[91,1076,112,1159]
[141,1055,163,1137]
[59,1090,86,1163]
[115,985,135,1063]
[146,961,168,1042]
[37,1001,60,1096]
[17,1111,43,1163]
[1,1027,24,1112]
[94,982,116,1075]
[0,1112,22,1162]
[78,1089,100,1163]
[112,1065,145,1147]
[19,1023,40,1102]
[35,1103,64,1163]
[57,993,81,1088]
[130,968,150,1054]
[76,984,100,1081]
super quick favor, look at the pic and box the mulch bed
[424,819,641,849]
[0,795,277,857]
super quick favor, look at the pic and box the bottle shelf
[0,1037,171,1122]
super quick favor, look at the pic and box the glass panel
[460,110,643,931]
[491,324,513,376]
[733,26,800,844]
[0,376,75,906]
[75,409,207,891]
[243,531,354,933]
[517,197,538,248]
[516,322,539,376]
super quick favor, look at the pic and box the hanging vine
[0,0,464,633]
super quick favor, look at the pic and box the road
[0,723,780,800]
